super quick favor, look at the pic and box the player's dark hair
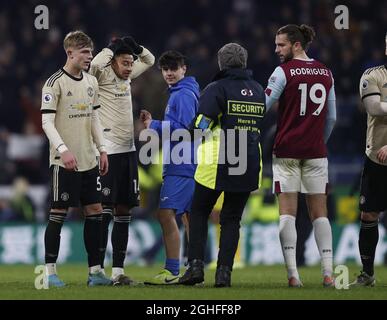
[277,24,316,51]
[158,50,187,70]
[115,46,134,57]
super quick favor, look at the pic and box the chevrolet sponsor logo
[69,113,92,119]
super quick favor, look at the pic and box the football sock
[89,265,102,274]
[112,215,131,268]
[312,217,333,277]
[112,267,124,279]
[279,214,299,280]
[84,214,103,268]
[45,263,57,276]
[44,212,66,264]
[165,258,180,276]
[100,207,113,268]
[359,219,379,276]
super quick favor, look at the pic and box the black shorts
[50,165,101,209]
[359,156,387,212]
[100,152,139,208]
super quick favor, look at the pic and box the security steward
[179,43,266,287]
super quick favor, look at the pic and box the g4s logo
[241,89,253,96]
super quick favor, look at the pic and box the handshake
[140,109,152,129]
[108,36,143,57]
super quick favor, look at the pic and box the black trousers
[188,182,250,270]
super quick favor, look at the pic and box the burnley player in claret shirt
[265,24,337,288]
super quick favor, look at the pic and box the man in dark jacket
[179,43,266,287]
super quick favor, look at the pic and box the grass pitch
[0,264,386,300]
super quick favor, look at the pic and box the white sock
[112,267,124,279]
[313,217,333,277]
[89,265,101,274]
[279,215,299,280]
[45,263,57,276]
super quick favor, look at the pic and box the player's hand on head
[99,152,109,176]
[108,38,125,54]
[122,36,143,55]
[60,150,78,171]
[377,145,387,163]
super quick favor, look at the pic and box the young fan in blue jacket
[141,50,199,284]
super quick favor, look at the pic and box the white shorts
[272,157,328,194]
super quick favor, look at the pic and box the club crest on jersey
[359,195,366,205]
[87,87,94,97]
[362,80,369,90]
[116,83,129,93]
[43,93,52,103]
[102,187,111,197]
[61,192,69,201]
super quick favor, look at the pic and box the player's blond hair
[63,31,93,50]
